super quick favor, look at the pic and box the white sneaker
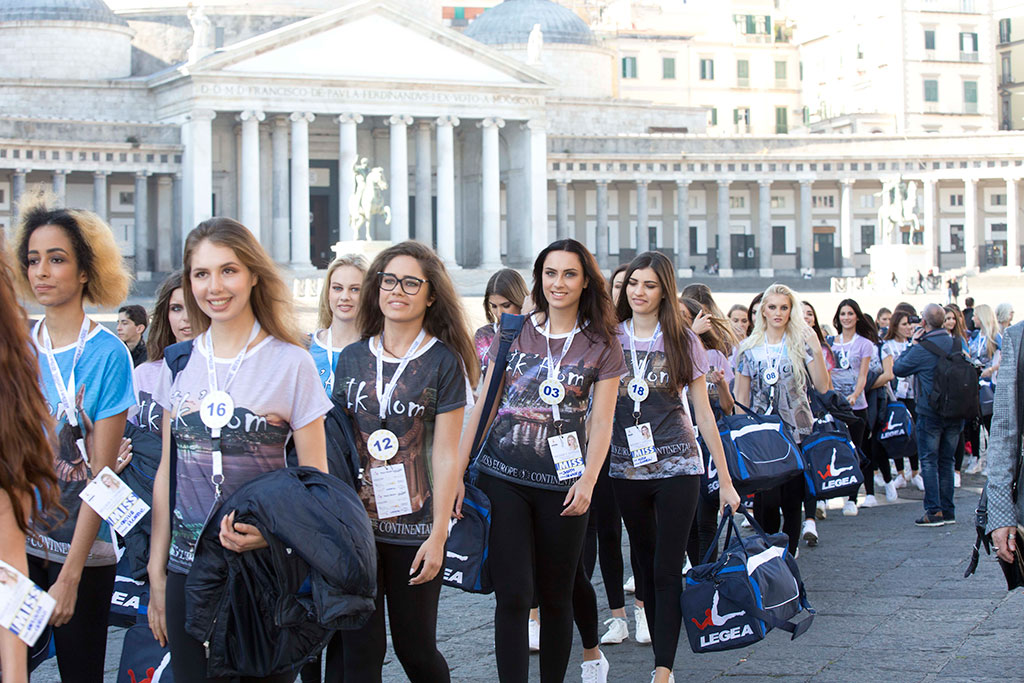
[623,575,635,594]
[815,500,827,520]
[802,518,818,547]
[967,455,986,475]
[682,556,692,575]
[528,618,540,652]
[874,472,885,488]
[634,605,651,644]
[861,494,879,508]
[894,473,907,489]
[650,672,676,683]
[843,500,859,516]
[580,651,609,683]
[740,515,752,528]
[600,617,628,645]
[912,474,925,491]
[954,471,962,488]
[884,481,898,502]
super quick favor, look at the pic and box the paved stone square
[32,472,1022,682]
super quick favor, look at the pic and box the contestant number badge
[368,428,400,461]
[539,378,566,405]
[200,390,234,430]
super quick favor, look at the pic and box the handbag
[716,401,804,495]
[443,313,524,594]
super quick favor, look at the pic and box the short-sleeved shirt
[829,334,876,410]
[476,315,627,490]
[308,329,346,395]
[28,323,136,567]
[881,339,914,399]
[333,337,467,545]
[609,325,708,480]
[737,339,816,443]
[970,332,1002,370]
[474,323,497,382]
[130,359,165,434]
[152,335,331,574]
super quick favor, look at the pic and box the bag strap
[163,340,193,528]
[701,506,738,565]
[731,400,766,421]
[469,313,526,457]
[918,337,947,359]
[1013,327,1024,504]
[749,590,815,639]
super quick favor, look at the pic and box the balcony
[960,51,979,62]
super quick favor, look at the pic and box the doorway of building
[813,231,835,269]
[730,234,756,269]
[310,160,340,269]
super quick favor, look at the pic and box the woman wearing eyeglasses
[331,242,478,683]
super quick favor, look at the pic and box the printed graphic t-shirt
[476,315,627,491]
[609,325,708,480]
[474,323,497,381]
[333,337,467,545]
[130,359,164,434]
[737,339,816,443]
[881,339,914,399]
[28,323,136,567]
[829,334,876,410]
[152,335,331,574]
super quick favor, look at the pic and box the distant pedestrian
[117,304,149,367]
[914,271,925,294]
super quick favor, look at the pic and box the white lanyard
[627,319,661,414]
[375,328,427,426]
[203,321,261,491]
[36,315,91,465]
[543,315,580,424]
[834,334,855,362]
[326,327,338,392]
[763,335,786,372]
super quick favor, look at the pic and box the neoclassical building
[1,0,1022,278]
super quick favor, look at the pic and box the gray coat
[985,320,1024,533]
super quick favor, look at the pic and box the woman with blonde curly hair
[12,188,136,682]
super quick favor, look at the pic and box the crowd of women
[0,188,1010,683]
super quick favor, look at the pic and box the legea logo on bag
[879,412,906,440]
[693,591,753,646]
[817,448,853,480]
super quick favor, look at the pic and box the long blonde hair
[740,283,812,394]
[974,303,1000,359]
[317,254,368,330]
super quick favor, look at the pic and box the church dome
[465,0,595,46]
[0,0,127,25]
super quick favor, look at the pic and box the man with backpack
[893,303,976,527]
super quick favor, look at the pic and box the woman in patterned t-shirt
[473,268,529,389]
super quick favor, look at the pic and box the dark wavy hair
[615,251,694,391]
[531,239,617,345]
[833,298,878,346]
[146,271,184,362]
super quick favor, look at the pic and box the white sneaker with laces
[843,500,859,516]
[634,605,651,644]
[600,617,628,645]
[884,481,898,502]
[861,494,879,508]
[650,671,676,683]
[815,500,827,520]
[954,471,961,488]
[874,472,885,488]
[912,474,925,491]
[580,651,609,683]
[528,618,540,652]
[893,473,907,489]
[802,518,818,546]
[623,575,635,594]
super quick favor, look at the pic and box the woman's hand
[691,310,712,335]
[47,569,80,627]
[993,526,1018,564]
[218,510,268,553]
[453,479,465,519]
[846,393,857,406]
[561,476,596,517]
[409,533,446,585]
[707,368,725,387]
[147,568,168,647]
[114,437,133,473]
[718,482,742,518]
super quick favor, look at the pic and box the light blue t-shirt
[308,329,346,395]
[28,322,136,567]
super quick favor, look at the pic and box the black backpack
[919,338,980,420]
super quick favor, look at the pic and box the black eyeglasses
[378,272,427,295]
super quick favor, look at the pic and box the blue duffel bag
[801,415,864,500]
[716,402,804,495]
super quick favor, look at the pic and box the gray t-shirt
[737,339,816,442]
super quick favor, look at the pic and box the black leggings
[753,475,803,556]
[165,571,295,683]
[478,473,589,683]
[902,399,920,472]
[298,633,343,683]
[966,414,992,467]
[339,541,448,683]
[848,407,891,500]
[27,556,115,683]
[686,495,719,566]
[612,475,698,670]
[582,456,626,610]
[572,553,599,650]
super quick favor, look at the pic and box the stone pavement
[33,471,1023,682]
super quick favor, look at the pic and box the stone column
[237,110,264,233]
[635,179,650,253]
[289,111,315,268]
[259,122,272,245]
[414,120,433,246]
[596,179,610,269]
[435,116,459,268]
[839,178,855,275]
[1008,177,1021,269]
[555,179,569,240]
[799,179,813,273]
[922,177,937,270]
[156,174,173,272]
[525,119,548,257]
[172,173,183,268]
[270,116,290,263]
[182,109,216,232]
[52,170,67,208]
[758,179,773,276]
[965,177,978,271]
[336,113,363,244]
[716,179,731,275]
[12,170,26,210]
[93,171,109,221]
[479,117,505,269]
[134,171,150,275]
[388,114,413,242]
[675,179,691,275]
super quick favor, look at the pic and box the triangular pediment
[193,0,552,88]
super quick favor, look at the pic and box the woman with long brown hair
[474,268,529,386]
[147,217,332,682]
[0,232,61,683]
[333,241,475,682]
